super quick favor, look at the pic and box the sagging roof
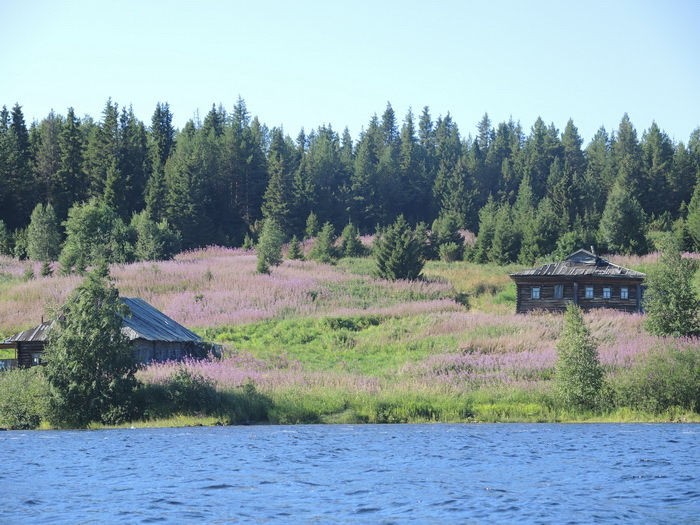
[120,297,201,343]
[510,249,646,279]
[3,297,201,344]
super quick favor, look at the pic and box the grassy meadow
[1,247,699,427]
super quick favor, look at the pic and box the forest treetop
[1,98,699,267]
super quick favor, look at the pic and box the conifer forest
[1,98,700,267]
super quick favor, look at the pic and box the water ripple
[0,424,698,523]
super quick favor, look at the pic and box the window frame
[620,287,629,300]
[531,286,541,300]
[554,284,564,300]
[584,286,594,299]
[603,287,611,299]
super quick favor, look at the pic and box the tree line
[1,98,700,269]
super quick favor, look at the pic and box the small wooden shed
[509,249,646,314]
[2,297,202,368]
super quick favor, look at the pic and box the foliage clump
[554,304,604,409]
[0,368,49,429]
[43,266,140,427]
[643,243,700,337]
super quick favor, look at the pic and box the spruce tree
[54,107,85,222]
[374,215,423,281]
[305,211,320,240]
[598,183,647,254]
[287,235,304,260]
[340,222,363,258]
[308,222,337,264]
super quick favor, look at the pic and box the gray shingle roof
[4,297,201,344]
[510,249,646,279]
[120,297,201,343]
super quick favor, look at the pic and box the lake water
[1,423,697,524]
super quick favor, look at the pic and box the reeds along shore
[1,248,699,425]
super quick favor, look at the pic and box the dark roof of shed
[510,249,646,279]
[3,297,201,344]
[4,321,55,343]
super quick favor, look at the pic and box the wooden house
[2,297,202,369]
[509,249,645,314]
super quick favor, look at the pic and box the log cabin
[1,297,202,369]
[510,249,645,314]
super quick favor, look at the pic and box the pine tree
[373,215,423,281]
[44,266,139,427]
[555,304,603,410]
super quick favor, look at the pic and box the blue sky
[2,0,699,144]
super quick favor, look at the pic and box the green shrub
[615,344,700,413]
[0,368,50,429]
[439,242,462,262]
[166,368,221,414]
[554,304,604,409]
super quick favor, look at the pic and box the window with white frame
[603,287,611,299]
[620,287,629,300]
[554,285,564,299]
[531,286,541,299]
[585,286,594,299]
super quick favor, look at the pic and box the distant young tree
[643,242,700,337]
[286,235,304,260]
[340,222,364,258]
[685,181,700,251]
[256,219,285,274]
[305,211,320,240]
[308,222,337,264]
[472,198,498,263]
[43,266,139,427]
[374,215,424,281]
[555,303,604,409]
[431,211,465,261]
[0,220,11,256]
[26,203,61,262]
